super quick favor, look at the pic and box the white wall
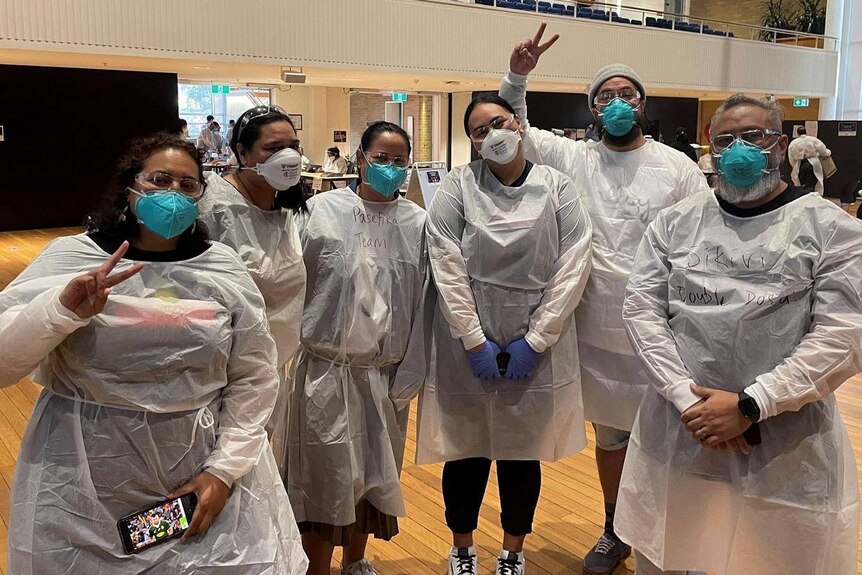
[0,0,839,98]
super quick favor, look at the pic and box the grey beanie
[588,63,646,106]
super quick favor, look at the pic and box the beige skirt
[297,500,399,546]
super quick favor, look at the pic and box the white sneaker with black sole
[447,546,477,575]
[496,550,525,575]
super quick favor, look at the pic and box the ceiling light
[193,66,211,70]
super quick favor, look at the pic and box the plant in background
[759,0,797,40]
[795,0,826,34]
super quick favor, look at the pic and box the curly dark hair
[86,133,209,247]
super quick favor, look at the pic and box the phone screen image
[118,494,196,554]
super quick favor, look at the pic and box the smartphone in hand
[117,493,197,554]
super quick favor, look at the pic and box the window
[178,83,271,138]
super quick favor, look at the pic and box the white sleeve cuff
[505,70,528,86]
[461,329,486,351]
[669,380,702,414]
[204,466,234,489]
[524,331,546,354]
[48,289,92,327]
[744,380,776,421]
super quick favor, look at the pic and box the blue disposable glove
[467,340,502,381]
[504,338,539,380]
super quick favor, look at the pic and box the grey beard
[715,167,781,204]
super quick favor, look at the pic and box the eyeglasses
[364,150,411,168]
[710,129,782,153]
[594,89,642,108]
[469,114,515,141]
[235,105,290,142]
[136,171,204,196]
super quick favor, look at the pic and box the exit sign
[793,98,810,107]
[392,92,408,102]
[211,84,231,94]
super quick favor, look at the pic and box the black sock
[604,502,617,538]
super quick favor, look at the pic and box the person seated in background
[323,146,348,175]
[197,120,223,154]
[616,93,862,575]
[669,127,698,162]
[323,146,350,188]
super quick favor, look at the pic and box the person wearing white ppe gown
[0,134,307,574]
[500,24,709,575]
[287,121,432,575]
[616,93,862,575]
[197,105,308,473]
[417,93,592,575]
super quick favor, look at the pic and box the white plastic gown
[500,71,710,431]
[616,191,862,574]
[0,234,307,574]
[198,173,307,474]
[285,188,433,526]
[788,134,835,195]
[416,160,592,464]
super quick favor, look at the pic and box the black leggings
[442,458,542,537]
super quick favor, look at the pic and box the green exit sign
[793,98,810,107]
[211,84,231,94]
[392,92,408,102]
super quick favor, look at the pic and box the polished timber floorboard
[1,227,861,575]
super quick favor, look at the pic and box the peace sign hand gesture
[58,241,144,319]
[509,22,560,76]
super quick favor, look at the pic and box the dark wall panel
[0,65,178,231]
[470,90,699,155]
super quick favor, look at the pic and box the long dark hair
[229,106,307,212]
[86,133,209,248]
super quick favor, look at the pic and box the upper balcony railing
[455,0,837,51]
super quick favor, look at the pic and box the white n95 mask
[245,148,302,191]
[480,129,521,165]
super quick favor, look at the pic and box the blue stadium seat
[553,3,566,10]
[578,8,592,17]
[591,9,609,20]
[645,16,657,26]
[475,0,494,5]
[538,1,551,7]
[517,2,536,10]
[629,19,642,25]
[728,32,735,37]
[564,6,575,15]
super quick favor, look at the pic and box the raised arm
[499,23,585,175]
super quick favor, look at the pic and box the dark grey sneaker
[582,533,631,575]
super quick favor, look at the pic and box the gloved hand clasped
[467,340,503,381]
[504,337,539,380]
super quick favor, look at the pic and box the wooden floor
[1,227,862,575]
